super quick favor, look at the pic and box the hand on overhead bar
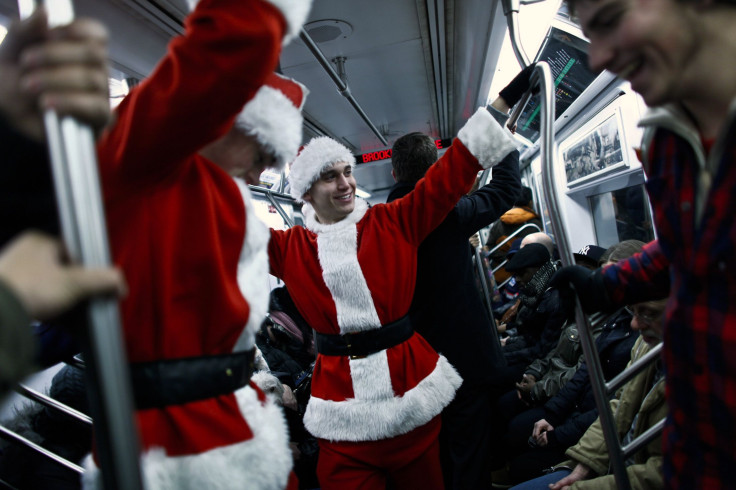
[0,7,110,142]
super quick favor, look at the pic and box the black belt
[130,349,255,410]
[314,315,413,359]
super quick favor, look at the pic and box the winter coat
[386,148,521,386]
[268,108,517,443]
[92,1,307,487]
[558,336,666,489]
[504,288,572,367]
[542,309,637,449]
[524,322,582,403]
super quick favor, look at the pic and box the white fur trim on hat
[457,107,518,169]
[288,136,356,201]
[186,0,313,45]
[236,85,305,171]
[82,385,292,490]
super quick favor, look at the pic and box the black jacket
[0,114,58,247]
[386,149,521,386]
[542,308,637,448]
[503,287,573,367]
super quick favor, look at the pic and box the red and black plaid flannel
[601,107,736,489]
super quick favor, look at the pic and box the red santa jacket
[86,0,307,488]
[269,108,517,442]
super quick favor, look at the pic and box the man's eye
[596,9,623,31]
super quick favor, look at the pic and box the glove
[498,63,537,108]
[550,265,612,314]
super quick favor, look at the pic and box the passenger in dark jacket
[505,308,636,482]
[502,244,572,374]
[504,240,646,482]
[386,130,521,490]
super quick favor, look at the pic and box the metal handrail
[299,29,388,146]
[474,246,497,324]
[501,0,531,68]
[529,61,664,489]
[486,223,543,288]
[605,343,663,395]
[18,2,144,488]
[248,185,297,229]
[487,223,543,258]
[0,425,84,475]
[15,384,92,425]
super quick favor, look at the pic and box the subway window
[590,184,654,248]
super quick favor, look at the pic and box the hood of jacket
[500,206,539,225]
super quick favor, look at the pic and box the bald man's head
[520,232,554,257]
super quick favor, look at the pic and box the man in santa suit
[84,0,312,488]
[267,108,518,488]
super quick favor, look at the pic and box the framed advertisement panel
[561,105,628,187]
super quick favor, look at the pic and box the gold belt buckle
[346,339,366,360]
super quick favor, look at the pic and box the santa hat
[235,73,308,170]
[186,0,313,45]
[288,137,355,201]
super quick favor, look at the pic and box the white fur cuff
[265,0,314,45]
[457,107,518,169]
[185,0,312,45]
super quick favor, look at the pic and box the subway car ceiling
[0,0,509,195]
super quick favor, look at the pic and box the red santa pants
[316,416,444,490]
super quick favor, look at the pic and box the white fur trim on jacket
[289,136,356,201]
[185,0,312,45]
[303,198,378,333]
[304,354,462,442]
[457,107,518,169]
[231,178,270,352]
[82,385,292,490]
[236,86,305,170]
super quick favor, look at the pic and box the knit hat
[505,243,550,272]
[235,73,308,170]
[288,136,356,201]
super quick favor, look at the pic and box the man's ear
[391,169,397,182]
[302,192,312,203]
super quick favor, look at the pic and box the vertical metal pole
[18,2,144,489]
[502,0,531,69]
[533,61,632,490]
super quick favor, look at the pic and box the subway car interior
[0,0,667,488]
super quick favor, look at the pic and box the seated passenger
[268,102,517,488]
[0,364,89,490]
[501,243,572,378]
[491,244,609,482]
[257,286,316,387]
[486,187,543,284]
[504,241,645,484]
[510,297,668,490]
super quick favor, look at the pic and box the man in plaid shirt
[551,0,736,487]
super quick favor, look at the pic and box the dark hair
[391,132,437,182]
[601,239,646,264]
[514,186,533,207]
[564,0,736,18]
